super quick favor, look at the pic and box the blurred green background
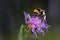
[0,0,60,40]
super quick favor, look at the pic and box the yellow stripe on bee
[33,9,39,14]
[43,11,45,15]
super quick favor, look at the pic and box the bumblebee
[33,8,47,21]
[33,8,46,16]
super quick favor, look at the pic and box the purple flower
[24,11,49,38]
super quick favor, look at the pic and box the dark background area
[0,0,60,40]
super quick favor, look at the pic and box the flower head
[24,9,49,38]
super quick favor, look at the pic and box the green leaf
[18,24,24,40]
